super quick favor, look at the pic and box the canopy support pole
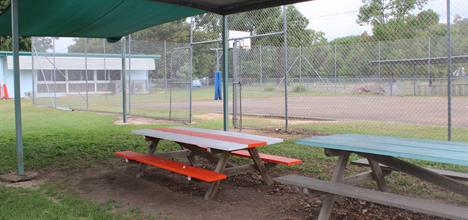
[11,0,24,176]
[121,37,127,123]
[222,15,229,131]
[446,0,452,141]
[283,5,289,131]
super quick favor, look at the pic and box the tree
[0,0,9,14]
[286,6,327,46]
[357,0,429,26]
[67,7,325,78]
[226,6,326,47]
[69,18,190,54]
[189,6,326,78]
[357,0,442,41]
[0,1,31,51]
[0,37,32,51]
[371,9,440,40]
[131,20,190,43]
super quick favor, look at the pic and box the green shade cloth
[0,0,205,38]
[0,0,311,38]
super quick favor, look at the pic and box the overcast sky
[54,0,467,52]
[296,0,468,40]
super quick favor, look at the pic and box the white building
[0,51,159,98]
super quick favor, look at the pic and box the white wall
[7,56,156,70]
[1,57,149,98]
[1,66,33,98]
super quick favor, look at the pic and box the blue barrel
[214,71,222,100]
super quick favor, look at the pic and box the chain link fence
[30,0,468,141]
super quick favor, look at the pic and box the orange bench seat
[115,150,227,182]
[231,150,302,166]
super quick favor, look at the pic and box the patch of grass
[292,84,307,93]
[264,86,275,92]
[0,184,144,220]
[0,100,172,173]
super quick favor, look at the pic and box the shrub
[264,86,275,92]
[292,84,307,93]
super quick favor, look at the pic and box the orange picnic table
[116,127,302,199]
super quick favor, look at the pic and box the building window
[55,71,66,81]
[68,70,94,81]
[109,70,121,80]
[37,70,67,81]
[37,70,53,81]
[96,70,109,81]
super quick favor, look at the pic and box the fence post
[102,39,109,102]
[378,41,381,79]
[222,15,229,131]
[128,35,132,114]
[300,46,303,83]
[189,18,194,124]
[260,45,263,84]
[85,38,89,110]
[283,5,289,131]
[428,37,432,88]
[164,40,167,89]
[446,0,452,141]
[334,44,337,93]
[413,76,416,96]
[121,37,127,123]
[232,41,239,128]
[31,39,36,105]
[53,38,57,108]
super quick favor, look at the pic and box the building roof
[0,0,310,39]
[0,51,160,59]
[3,54,157,71]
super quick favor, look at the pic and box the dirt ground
[141,96,468,127]
[17,161,443,220]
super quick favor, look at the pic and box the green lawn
[0,184,146,220]
[1,100,467,219]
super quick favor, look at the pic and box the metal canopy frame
[152,0,309,15]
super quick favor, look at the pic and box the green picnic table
[275,134,468,220]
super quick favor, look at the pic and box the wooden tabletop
[133,127,283,151]
[297,134,468,166]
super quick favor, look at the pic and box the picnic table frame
[319,148,468,219]
[289,134,468,220]
[134,128,283,199]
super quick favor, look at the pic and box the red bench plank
[115,151,227,182]
[231,150,303,166]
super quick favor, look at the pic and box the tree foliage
[0,37,32,51]
[357,0,445,42]
[357,0,429,26]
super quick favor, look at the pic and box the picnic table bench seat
[116,150,227,182]
[275,175,468,220]
[119,127,291,199]
[231,150,302,166]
